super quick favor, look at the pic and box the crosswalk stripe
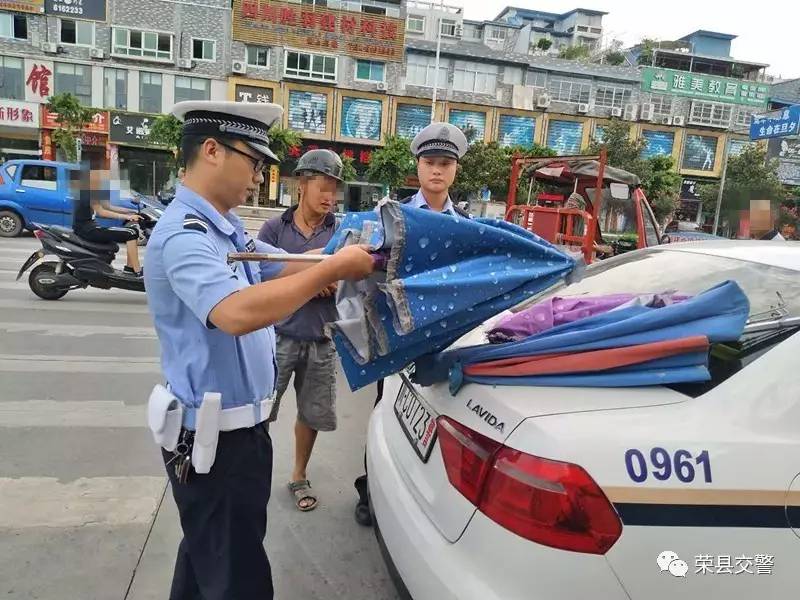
[0,322,155,337]
[0,298,148,314]
[0,400,146,427]
[0,354,160,373]
[0,476,166,528]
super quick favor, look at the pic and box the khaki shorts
[268,336,337,432]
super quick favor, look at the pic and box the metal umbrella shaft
[228,252,328,263]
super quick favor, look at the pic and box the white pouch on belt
[192,392,222,474]
[147,384,183,452]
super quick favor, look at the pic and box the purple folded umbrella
[488,292,690,343]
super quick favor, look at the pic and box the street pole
[712,140,730,236]
[431,0,444,123]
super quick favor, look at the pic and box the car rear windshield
[515,248,800,396]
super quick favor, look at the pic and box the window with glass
[174,76,210,103]
[453,60,498,94]
[103,68,127,110]
[60,19,94,46]
[594,85,632,109]
[406,54,449,88]
[462,24,481,40]
[246,46,269,67]
[284,50,336,82]
[649,94,673,119]
[735,109,754,129]
[525,70,547,88]
[54,63,92,105]
[406,14,424,33]
[0,56,24,100]
[139,72,162,113]
[688,101,733,128]
[440,19,457,37]
[503,66,523,85]
[20,165,57,191]
[0,13,27,40]
[548,77,591,104]
[192,38,216,61]
[113,27,172,61]
[355,60,385,82]
[487,26,506,42]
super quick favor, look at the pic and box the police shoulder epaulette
[183,214,209,233]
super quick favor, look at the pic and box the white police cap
[172,101,284,164]
[410,122,468,160]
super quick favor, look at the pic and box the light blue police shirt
[406,190,457,215]
[144,185,286,426]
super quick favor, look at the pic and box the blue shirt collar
[411,190,456,215]
[175,184,238,237]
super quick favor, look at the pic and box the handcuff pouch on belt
[147,384,183,452]
[192,392,222,474]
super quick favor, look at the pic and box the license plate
[394,378,438,463]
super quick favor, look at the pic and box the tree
[637,38,657,66]
[559,44,591,61]
[45,93,96,162]
[460,124,479,144]
[366,135,415,191]
[535,38,552,52]
[586,119,681,223]
[339,153,357,183]
[604,51,626,66]
[452,142,555,201]
[266,127,301,162]
[698,145,786,225]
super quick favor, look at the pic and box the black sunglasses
[217,140,268,174]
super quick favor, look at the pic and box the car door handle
[15,189,25,193]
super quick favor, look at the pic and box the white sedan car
[367,241,800,600]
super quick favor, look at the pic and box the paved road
[0,235,399,600]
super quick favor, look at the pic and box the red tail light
[437,416,622,555]
[0,173,4,185]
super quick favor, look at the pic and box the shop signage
[234,84,274,104]
[340,97,382,141]
[0,0,43,14]
[0,100,39,128]
[109,111,164,146]
[682,134,718,172]
[282,140,373,178]
[641,67,769,108]
[41,108,108,133]
[750,105,800,140]
[45,0,106,21]
[25,59,54,103]
[232,0,404,62]
[767,136,800,186]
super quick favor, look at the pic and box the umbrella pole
[228,253,329,263]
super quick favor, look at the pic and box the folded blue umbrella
[413,280,750,394]
[324,201,577,391]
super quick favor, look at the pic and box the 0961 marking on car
[625,447,712,484]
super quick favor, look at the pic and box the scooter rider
[72,165,143,276]
[144,100,374,600]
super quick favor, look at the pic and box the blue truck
[0,159,152,237]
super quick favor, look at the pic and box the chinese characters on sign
[767,135,800,185]
[694,554,774,576]
[641,67,769,108]
[0,101,38,128]
[749,105,800,140]
[233,0,404,63]
[109,112,166,146]
[41,108,109,133]
[234,84,274,104]
[26,63,52,100]
[0,0,44,14]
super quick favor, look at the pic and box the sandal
[288,479,318,512]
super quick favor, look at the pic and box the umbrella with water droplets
[323,200,577,391]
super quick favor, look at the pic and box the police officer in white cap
[403,121,471,218]
[144,101,374,599]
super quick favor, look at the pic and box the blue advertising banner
[683,134,717,171]
[547,120,583,154]
[288,90,327,135]
[641,130,675,158]
[498,114,535,147]
[340,97,382,141]
[593,125,606,143]
[395,104,431,139]
[448,109,486,141]
[750,105,800,140]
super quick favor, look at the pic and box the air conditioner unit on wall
[623,103,637,121]
[672,115,685,126]
[90,47,106,60]
[577,103,590,114]
[232,60,247,75]
[536,93,551,108]
[660,115,673,125]
[610,107,623,118]
[376,81,387,91]
[177,58,193,69]
[639,103,654,122]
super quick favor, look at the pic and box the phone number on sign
[52,4,85,14]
